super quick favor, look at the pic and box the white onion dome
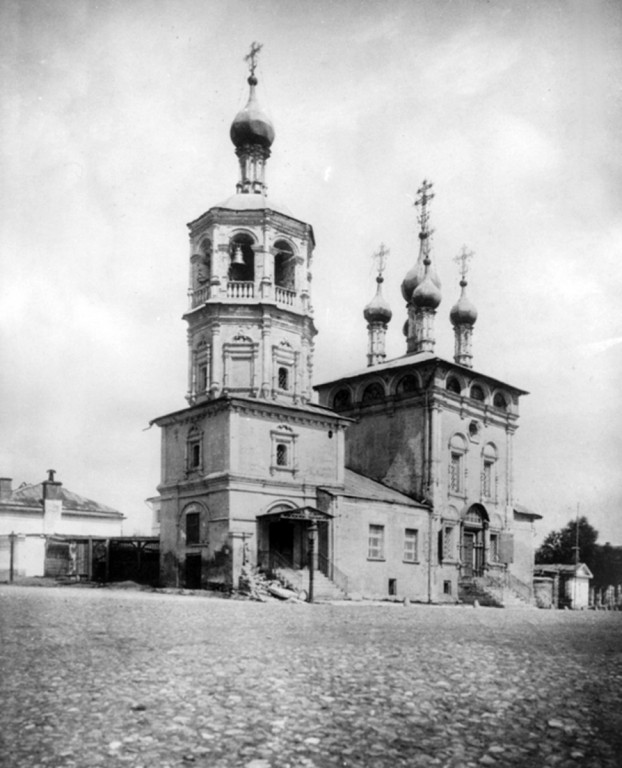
[230,75,275,150]
[413,271,442,310]
[364,277,392,323]
[450,280,478,326]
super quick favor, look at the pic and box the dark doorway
[185,554,202,589]
[269,521,294,567]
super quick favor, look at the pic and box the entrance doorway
[185,553,202,589]
[269,520,296,567]
[461,505,487,578]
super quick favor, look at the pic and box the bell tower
[152,45,347,593]
[184,43,316,405]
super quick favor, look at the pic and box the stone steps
[275,567,346,601]
[459,578,535,609]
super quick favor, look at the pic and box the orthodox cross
[414,179,434,238]
[372,243,389,277]
[244,42,263,77]
[454,245,475,281]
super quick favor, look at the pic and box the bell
[231,244,245,266]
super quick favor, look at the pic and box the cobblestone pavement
[1,586,621,768]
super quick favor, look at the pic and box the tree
[536,516,599,566]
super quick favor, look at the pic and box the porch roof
[258,505,333,522]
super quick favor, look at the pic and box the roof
[314,353,528,396]
[152,394,352,427]
[513,503,543,521]
[534,563,593,578]
[320,469,428,508]
[4,483,124,519]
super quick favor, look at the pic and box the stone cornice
[152,394,351,429]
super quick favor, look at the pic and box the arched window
[396,375,419,397]
[449,434,468,494]
[197,238,211,284]
[362,382,385,404]
[493,392,507,411]
[274,240,295,290]
[333,389,352,411]
[446,376,461,395]
[229,234,255,282]
[470,384,485,401]
[481,443,498,500]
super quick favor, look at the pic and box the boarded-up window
[499,532,514,564]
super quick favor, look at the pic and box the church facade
[152,50,540,602]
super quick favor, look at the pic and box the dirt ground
[0,584,621,768]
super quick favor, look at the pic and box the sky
[1,0,621,543]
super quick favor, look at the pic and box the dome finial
[244,41,263,85]
[450,246,478,367]
[230,43,275,195]
[364,243,392,366]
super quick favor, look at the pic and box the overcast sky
[1,0,621,543]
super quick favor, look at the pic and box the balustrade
[227,281,255,299]
[275,286,296,306]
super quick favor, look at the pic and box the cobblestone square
[1,586,621,768]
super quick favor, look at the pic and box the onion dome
[364,277,392,323]
[450,280,478,326]
[230,75,275,150]
[413,271,442,309]
[401,240,442,302]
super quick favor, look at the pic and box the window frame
[403,528,419,563]
[368,524,385,561]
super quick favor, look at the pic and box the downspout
[426,390,433,604]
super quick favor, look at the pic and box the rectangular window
[388,578,397,596]
[188,441,201,470]
[186,512,200,545]
[482,460,493,498]
[404,528,418,562]
[449,453,462,493]
[278,366,289,391]
[443,526,454,561]
[198,363,208,393]
[489,532,499,562]
[368,524,385,560]
[276,443,288,466]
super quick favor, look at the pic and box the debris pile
[238,565,305,602]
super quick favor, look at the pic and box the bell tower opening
[229,234,255,284]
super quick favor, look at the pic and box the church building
[151,48,540,603]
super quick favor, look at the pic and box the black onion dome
[230,76,275,149]
[450,283,478,325]
[364,278,392,323]
[413,272,442,309]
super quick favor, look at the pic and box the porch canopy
[259,505,333,523]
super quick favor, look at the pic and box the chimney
[42,469,62,500]
[42,470,63,534]
[0,478,12,501]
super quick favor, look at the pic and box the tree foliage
[536,516,598,565]
[536,516,622,589]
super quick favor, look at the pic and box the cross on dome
[454,245,475,282]
[373,243,389,277]
[244,41,263,79]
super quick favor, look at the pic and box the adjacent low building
[0,471,124,579]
